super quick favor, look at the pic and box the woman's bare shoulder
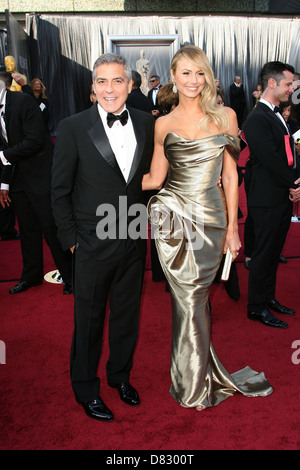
[223,105,238,122]
[155,113,174,143]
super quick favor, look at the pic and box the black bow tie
[273,106,280,113]
[153,87,159,91]
[107,110,128,128]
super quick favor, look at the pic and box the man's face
[93,62,132,114]
[149,77,160,89]
[274,71,294,104]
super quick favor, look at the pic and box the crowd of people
[0,56,72,295]
[1,48,300,421]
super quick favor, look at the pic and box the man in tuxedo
[229,75,246,128]
[0,72,72,294]
[147,74,162,118]
[0,157,19,240]
[126,70,152,113]
[244,61,300,329]
[51,53,154,421]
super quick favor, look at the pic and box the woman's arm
[142,119,169,191]
[221,108,241,259]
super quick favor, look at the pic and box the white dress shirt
[152,88,158,105]
[260,98,289,133]
[0,88,11,190]
[260,98,296,168]
[98,104,136,182]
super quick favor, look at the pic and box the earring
[172,82,177,94]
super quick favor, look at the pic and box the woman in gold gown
[142,45,273,411]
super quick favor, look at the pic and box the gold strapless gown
[148,132,273,409]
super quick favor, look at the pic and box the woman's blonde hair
[171,45,229,131]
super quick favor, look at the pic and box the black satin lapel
[4,91,11,141]
[127,110,146,184]
[88,117,123,178]
[258,102,288,133]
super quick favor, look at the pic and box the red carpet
[1,180,300,451]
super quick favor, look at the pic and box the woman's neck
[177,98,204,117]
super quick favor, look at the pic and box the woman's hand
[223,228,241,260]
[289,178,300,202]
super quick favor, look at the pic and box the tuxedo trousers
[243,161,255,257]
[247,201,292,313]
[0,203,17,239]
[70,238,144,401]
[11,190,72,284]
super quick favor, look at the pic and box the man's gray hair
[92,53,132,82]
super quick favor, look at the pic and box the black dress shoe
[279,254,287,264]
[268,299,295,315]
[1,231,20,240]
[112,382,140,406]
[244,259,251,269]
[9,280,43,294]
[63,282,72,295]
[77,398,114,421]
[247,309,288,328]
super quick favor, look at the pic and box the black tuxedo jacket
[126,88,152,113]
[147,86,162,111]
[244,101,300,207]
[1,89,53,195]
[229,83,245,111]
[51,104,154,260]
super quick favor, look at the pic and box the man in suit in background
[0,72,72,295]
[51,53,154,422]
[229,75,246,128]
[147,74,162,118]
[126,70,152,113]
[244,61,300,329]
